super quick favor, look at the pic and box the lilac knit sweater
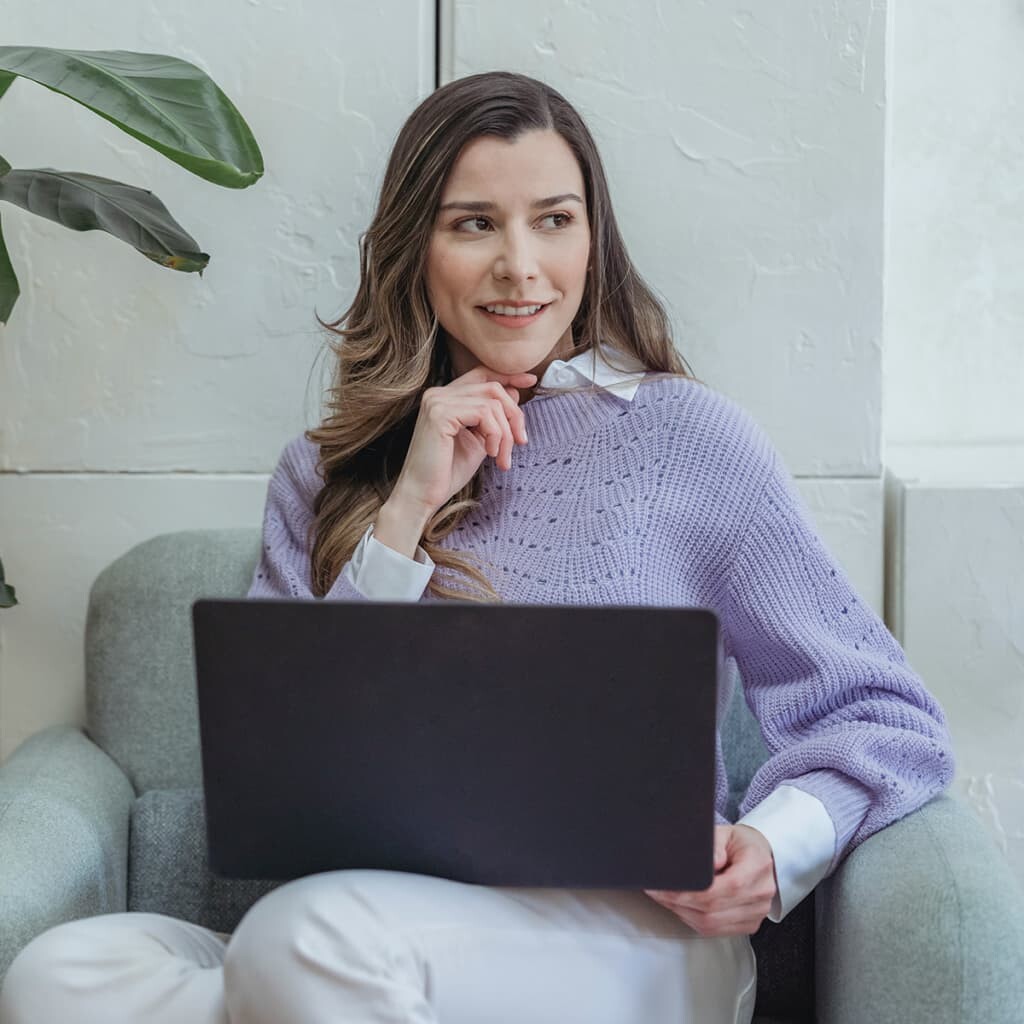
[248,373,955,874]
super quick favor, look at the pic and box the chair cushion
[128,788,280,933]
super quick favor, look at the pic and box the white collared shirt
[340,344,836,922]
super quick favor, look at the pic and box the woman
[0,70,953,1024]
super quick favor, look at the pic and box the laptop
[191,598,722,890]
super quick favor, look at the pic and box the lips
[477,303,551,326]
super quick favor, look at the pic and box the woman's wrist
[375,493,435,560]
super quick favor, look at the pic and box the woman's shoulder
[637,373,777,473]
[270,432,324,505]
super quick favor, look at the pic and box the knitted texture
[248,373,955,874]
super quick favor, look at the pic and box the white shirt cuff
[737,784,836,922]
[340,522,435,601]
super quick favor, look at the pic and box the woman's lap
[0,870,756,1024]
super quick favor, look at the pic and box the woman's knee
[1,913,229,1024]
[0,917,121,1021]
[223,871,433,1023]
[225,871,395,980]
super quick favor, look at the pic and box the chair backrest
[85,529,771,796]
[85,529,260,793]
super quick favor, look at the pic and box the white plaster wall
[884,0,1024,447]
[0,2,436,470]
[1,1,896,768]
[447,0,887,476]
[0,0,435,757]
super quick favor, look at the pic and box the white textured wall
[885,0,1024,447]
[1,3,435,470]
[0,0,435,757]
[3,1,891,767]
[448,0,887,476]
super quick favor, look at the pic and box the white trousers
[0,869,757,1024]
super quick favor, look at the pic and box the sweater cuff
[779,768,874,866]
[340,522,435,601]
[737,785,835,922]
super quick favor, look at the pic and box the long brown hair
[306,71,697,601]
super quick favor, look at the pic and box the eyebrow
[437,193,584,214]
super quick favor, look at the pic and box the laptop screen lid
[192,599,721,890]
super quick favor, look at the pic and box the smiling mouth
[476,302,552,324]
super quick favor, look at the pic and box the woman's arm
[248,435,434,602]
[719,445,955,876]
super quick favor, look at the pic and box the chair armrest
[815,793,1024,1024]
[0,725,135,979]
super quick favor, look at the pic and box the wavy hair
[306,71,698,601]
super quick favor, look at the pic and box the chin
[487,348,551,374]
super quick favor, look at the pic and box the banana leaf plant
[0,556,14,609]
[0,46,265,607]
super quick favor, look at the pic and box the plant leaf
[0,152,10,177]
[0,70,14,102]
[0,46,263,189]
[0,555,17,609]
[0,167,208,274]
[0,210,19,325]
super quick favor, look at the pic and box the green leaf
[0,153,10,177]
[0,167,208,274]
[0,70,14,102]
[0,211,19,325]
[0,555,17,609]
[0,46,263,189]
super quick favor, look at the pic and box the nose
[493,221,539,284]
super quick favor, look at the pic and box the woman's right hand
[386,365,538,525]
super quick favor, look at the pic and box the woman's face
[425,129,592,382]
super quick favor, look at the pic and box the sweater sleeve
[721,446,955,875]
[247,436,432,603]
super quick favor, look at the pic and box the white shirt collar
[537,344,649,402]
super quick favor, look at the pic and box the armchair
[1,529,1021,1022]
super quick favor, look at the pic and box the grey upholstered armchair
[1,529,1022,1022]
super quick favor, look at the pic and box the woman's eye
[544,213,573,228]
[458,216,491,233]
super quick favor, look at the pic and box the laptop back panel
[192,599,720,890]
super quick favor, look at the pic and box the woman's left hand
[643,824,778,937]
